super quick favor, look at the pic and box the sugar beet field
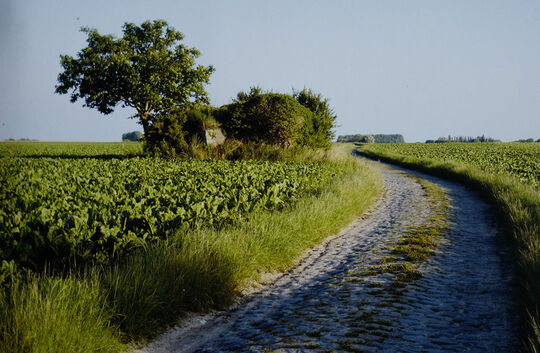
[1,142,539,352]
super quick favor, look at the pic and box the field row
[357,141,540,352]
[1,157,344,273]
[360,142,539,187]
[0,141,143,158]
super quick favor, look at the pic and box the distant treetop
[337,134,404,143]
[425,135,501,143]
[122,131,143,142]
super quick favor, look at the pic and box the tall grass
[103,155,382,341]
[101,241,238,340]
[184,139,355,162]
[0,147,383,351]
[0,273,124,353]
[357,146,540,352]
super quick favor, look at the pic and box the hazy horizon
[1,0,539,143]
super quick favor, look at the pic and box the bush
[217,89,315,147]
[121,131,143,142]
[292,88,336,148]
[0,273,124,353]
[184,106,220,143]
[143,111,188,157]
[337,134,405,143]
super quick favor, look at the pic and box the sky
[1,0,539,142]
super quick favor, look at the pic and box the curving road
[136,160,519,353]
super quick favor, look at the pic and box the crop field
[358,141,540,351]
[0,142,345,274]
[0,141,143,158]
[0,141,384,352]
[359,142,540,187]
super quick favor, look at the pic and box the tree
[122,131,143,141]
[364,135,375,144]
[292,88,337,148]
[55,20,214,154]
[217,90,314,147]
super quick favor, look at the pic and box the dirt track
[135,160,518,353]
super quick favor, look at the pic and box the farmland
[1,153,342,273]
[358,142,540,187]
[0,141,383,351]
[357,142,540,350]
[0,141,143,158]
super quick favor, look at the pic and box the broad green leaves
[0,156,342,273]
[362,142,540,187]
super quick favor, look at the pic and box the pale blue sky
[1,0,539,142]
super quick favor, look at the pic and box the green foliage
[292,88,337,148]
[425,135,500,143]
[184,105,220,143]
[218,90,314,147]
[0,141,143,158]
[55,20,214,155]
[0,273,124,353]
[100,152,381,341]
[337,134,405,143]
[0,149,383,350]
[360,142,540,187]
[142,110,189,157]
[0,154,343,277]
[357,142,540,352]
[219,87,337,149]
[101,241,237,339]
[121,131,142,142]
[121,131,143,142]
[233,86,263,104]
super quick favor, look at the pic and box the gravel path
[135,161,518,353]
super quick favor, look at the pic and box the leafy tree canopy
[217,87,336,149]
[55,20,214,152]
[218,89,314,147]
[337,134,405,143]
[122,131,143,142]
[292,88,337,147]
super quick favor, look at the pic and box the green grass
[391,176,449,265]
[0,141,143,158]
[356,142,539,186]
[1,156,342,276]
[0,273,124,353]
[103,155,382,341]
[357,143,540,353]
[0,145,383,351]
[360,174,449,288]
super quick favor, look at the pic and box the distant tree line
[122,131,143,142]
[4,138,39,142]
[425,135,500,143]
[515,138,540,143]
[337,134,404,143]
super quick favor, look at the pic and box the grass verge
[0,148,383,352]
[0,273,124,353]
[358,174,449,291]
[357,146,540,353]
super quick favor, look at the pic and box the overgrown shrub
[143,111,188,157]
[143,87,337,156]
[293,88,336,148]
[217,89,315,147]
[121,131,143,142]
[184,106,220,143]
